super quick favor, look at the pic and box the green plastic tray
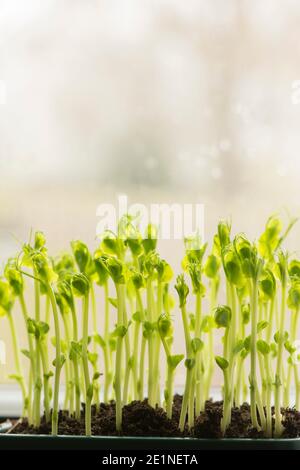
[0,434,299,450]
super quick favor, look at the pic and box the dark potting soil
[9,397,300,438]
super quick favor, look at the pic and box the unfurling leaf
[52,354,66,368]
[215,356,229,371]
[257,320,269,333]
[184,358,196,370]
[191,337,204,353]
[214,305,231,328]
[257,339,270,356]
[167,354,184,370]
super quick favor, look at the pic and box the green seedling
[0,213,298,440]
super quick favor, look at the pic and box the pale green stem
[19,292,34,423]
[205,278,217,401]
[284,309,299,407]
[82,295,92,436]
[115,283,125,431]
[90,283,97,351]
[221,368,231,435]
[264,354,273,437]
[179,367,194,432]
[166,366,175,420]
[221,328,231,433]
[179,304,194,431]
[249,278,262,430]
[61,314,71,410]
[160,333,174,419]
[235,356,245,407]
[47,286,62,436]
[235,300,246,406]
[70,304,81,419]
[103,281,112,401]
[136,289,145,401]
[7,312,28,417]
[33,277,42,426]
[44,295,50,368]
[295,365,300,410]
[132,315,140,400]
[146,278,155,406]
[153,281,163,406]
[90,284,100,409]
[228,284,237,411]
[274,282,286,437]
[266,298,275,344]
[195,291,202,416]
[39,341,51,422]
[122,289,131,405]
[138,335,146,401]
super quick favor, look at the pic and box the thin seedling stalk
[61,313,73,412]
[266,298,275,343]
[204,279,217,400]
[220,327,231,433]
[2,215,300,440]
[234,299,246,406]
[146,278,155,407]
[82,295,93,436]
[38,341,51,422]
[274,279,287,436]
[165,366,175,419]
[47,285,62,436]
[90,284,100,408]
[138,335,146,401]
[7,311,28,417]
[103,281,112,402]
[19,291,35,422]
[122,297,131,406]
[179,301,194,432]
[70,303,81,420]
[228,284,237,412]
[264,353,273,437]
[131,305,140,399]
[295,365,300,410]
[33,276,42,427]
[153,280,163,406]
[179,359,194,432]
[284,308,299,406]
[249,277,262,430]
[194,291,203,415]
[158,324,175,419]
[115,283,125,431]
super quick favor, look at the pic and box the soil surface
[9,397,300,438]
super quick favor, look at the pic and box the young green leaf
[142,224,158,254]
[167,354,184,370]
[191,337,204,353]
[71,240,91,274]
[257,320,269,333]
[204,254,220,279]
[274,330,289,344]
[257,339,270,355]
[214,305,231,329]
[175,275,189,308]
[218,220,231,249]
[71,273,90,297]
[215,356,229,371]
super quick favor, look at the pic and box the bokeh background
[1,0,300,387]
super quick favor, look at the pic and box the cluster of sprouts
[0,215,300,438]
